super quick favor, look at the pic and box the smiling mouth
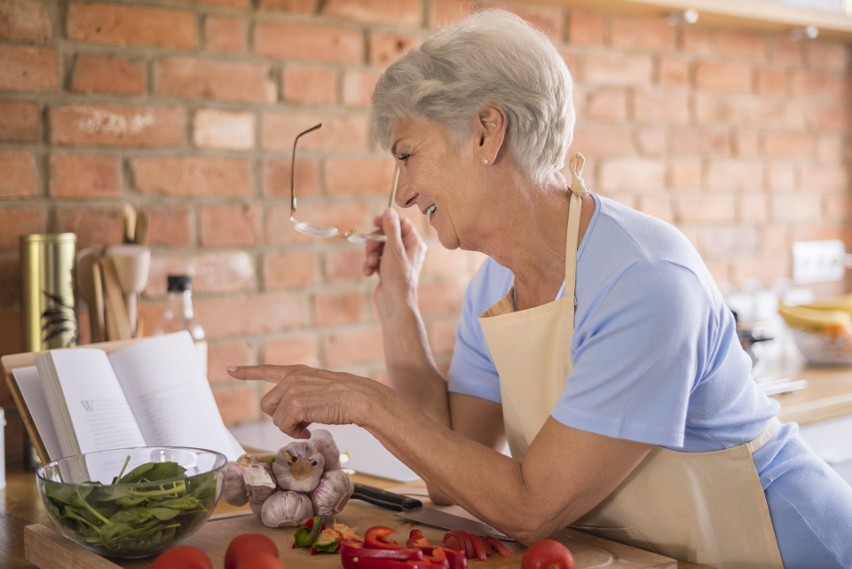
[425,205,436,218]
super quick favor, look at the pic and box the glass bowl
[36,446,226,558]
[790,327,852,366]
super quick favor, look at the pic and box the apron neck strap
[564,153,589,291]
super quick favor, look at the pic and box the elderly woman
[229,10,852,568]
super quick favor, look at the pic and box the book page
[36,348,146,457]
[108,332,244,460]
[11,366,64,461]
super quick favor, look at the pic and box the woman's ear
[476,105,507,165]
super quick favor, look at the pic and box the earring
[482,158,489,165]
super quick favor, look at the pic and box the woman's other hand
[364,208,427,315]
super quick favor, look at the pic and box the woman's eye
[397,153,411,164]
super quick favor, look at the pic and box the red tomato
[521,539,575,569]
[225,533,280,569]
[238,552,286,569]
[150,545,213,569]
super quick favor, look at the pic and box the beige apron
[478,155,784,569]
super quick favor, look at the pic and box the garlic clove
[222,462,249,506]
[310,468,354,516]
[261,490,314,527]
[311,429,342,471]
[273,441,324,492]
[240,461,277,504]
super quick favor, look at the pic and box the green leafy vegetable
[43,458,220,555]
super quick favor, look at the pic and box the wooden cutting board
[24,500,676,569]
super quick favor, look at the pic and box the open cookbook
[2,331,244,463]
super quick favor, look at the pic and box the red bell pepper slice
[406,529,431,549]
[341,542,443,569]
[483,536,511,558]
[365,526,405,550]
[340,542,423,561]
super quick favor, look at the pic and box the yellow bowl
[36,446,226,558]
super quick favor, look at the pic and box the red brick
[636,193,674,222]
[610,16,675,51]
[657,55,690,86]
[421,245,482,279]
[263,158,319,199]
[55,205,124,249]
[805,41,848,72]
[583,88,627,122]
[342,68,381,108]
[670,128,732,156]
[193,109,255,150]
[258,0,318,13]
[70,54,145,96]
[807,102,849,133]
[131,156,252,197]
[807,163,847,190]
[0,257,19,308]
[0,207,45,251]
[768,36,804,66]
[49,154,120,198]
[320,0,421,26]
[571,124,634,157]
[204,15,247,54]
[738,193,769,225]
[315,289,365,327]
[154,57,273,103]
[418,280,464,316]
[254,21,364,65]
[214,384,262,426]
[0,101,39,142]
[428,0,474,26]
[261,111,369,152]
[67,3,197,49]
[200,203,261,247]
[321,326,384,367]
[324,247,367,282]
[769,193,823,223]
[565,10,605,46]
[705,159,763,191]
[282,65,339,106]
[263,250,319,290]
[145,251,255,296]
[0,151,37,198]
[763,131,815,157]
[694,61,752,93]
[141,205,194,248]
[669,189,732,229]
[756,67,788,96]
[715,30,767,62]
[598,157,665,192]
[479,1,563,40]
[195,0,251,8]
[199,292,311,338]
[733,129,761,157]
[368,30,422,67]
[208,340,255,384]
[632,88,689,124]
[50,104,185,147]
[790,69,844,98]
[0,0,51,41]
[0,308,23,357]
[263,333,320,366]
[324,157,395,198]
[635,127,666,157]
[264,205,311,246]
[0,45,58,92]
[667,158,702,189]
[765,161,797,191]
[681,27,713,56]
[581,52,653,87]
[695,226,758,259]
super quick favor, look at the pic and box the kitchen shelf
[535,0,852,41]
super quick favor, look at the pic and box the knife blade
[352,484,512,541]
[396,508,511,541]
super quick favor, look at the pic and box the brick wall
[1,0,850,463]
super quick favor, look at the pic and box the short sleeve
[552,259,717,448]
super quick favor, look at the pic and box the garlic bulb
[261,490,314,527]
[311,429,342,471]
[273,441,324,493]
[310,468,354,516]
[221,462,249,506]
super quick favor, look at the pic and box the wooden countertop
[767,360,852,425]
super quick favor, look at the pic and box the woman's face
[389,115,482,250]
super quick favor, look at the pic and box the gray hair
[369,9,575,185]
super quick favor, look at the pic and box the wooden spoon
[75,249,104,343]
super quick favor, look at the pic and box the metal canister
[19,233,78,351]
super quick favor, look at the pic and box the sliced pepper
[340,542,423,561]
[483,535,511,558]
[311,528,341,554]
[406,529,431,549]
[364,526,404,550]
[293,515,326,548]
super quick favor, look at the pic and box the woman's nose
[394,170,416,208]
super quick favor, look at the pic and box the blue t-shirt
[447,194,852,568]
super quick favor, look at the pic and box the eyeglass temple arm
[290,122,323,217]
[389,164,400,209]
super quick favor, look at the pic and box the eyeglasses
[290,123,399,244]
